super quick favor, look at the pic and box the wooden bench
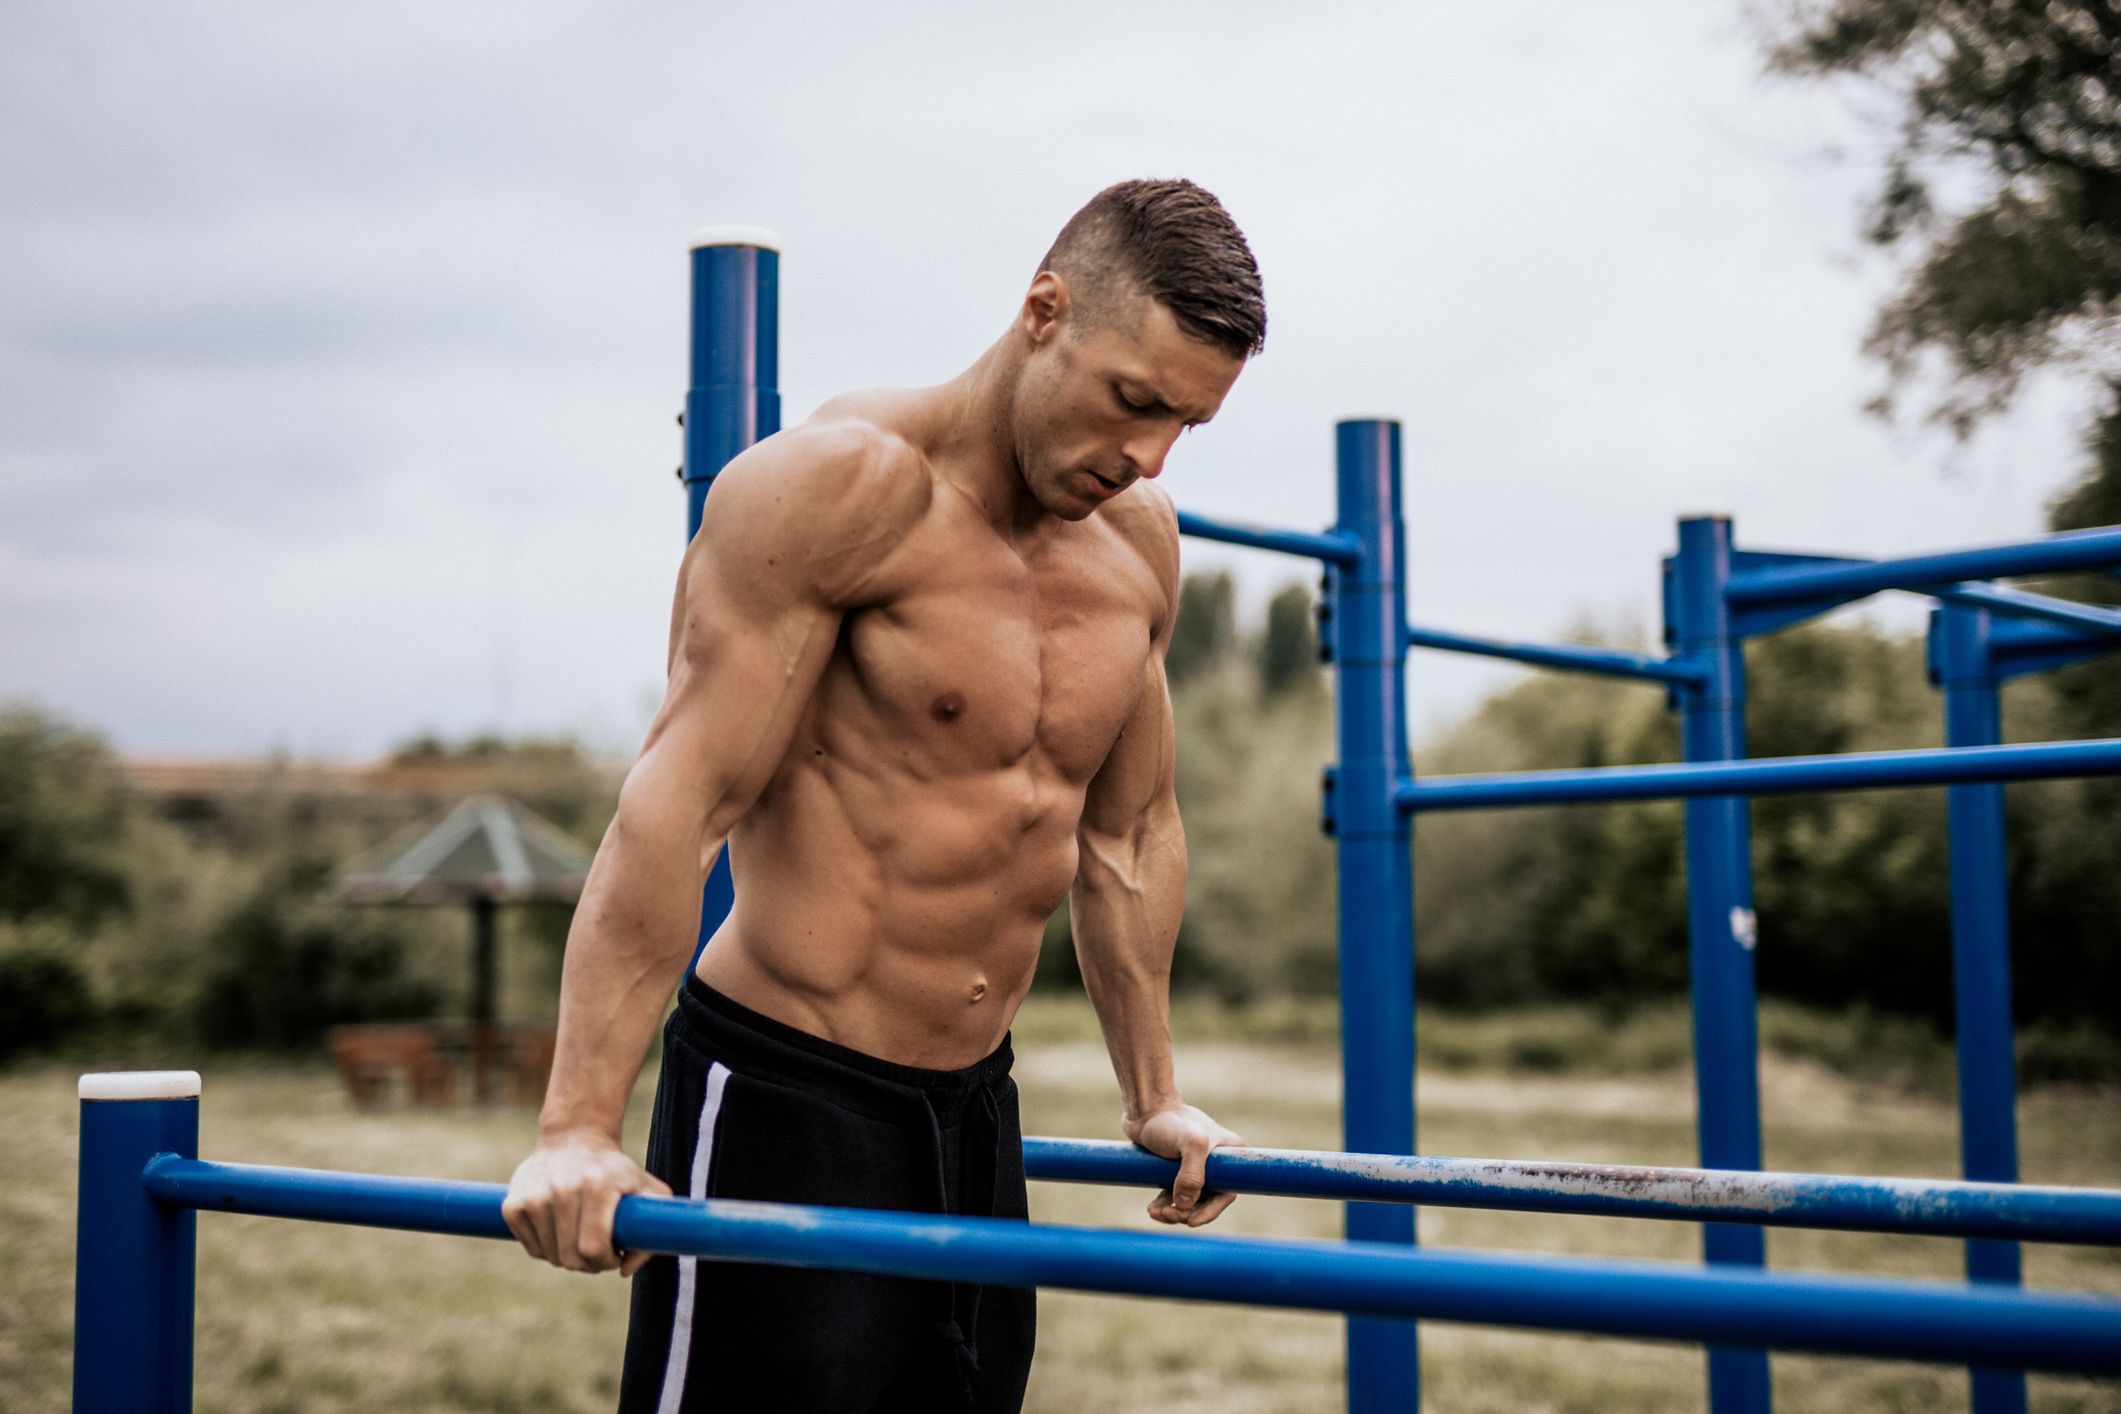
[326,1024,457,1108]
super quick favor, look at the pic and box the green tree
[1763,1,2119,438]
[0,706,137,930]
[1762,2,2120,1032]
[1257,581,1323,698]
[1164,571,1238,685]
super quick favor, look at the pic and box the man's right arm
[502,420,923,1276]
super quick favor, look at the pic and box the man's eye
[1116,388,1152,414]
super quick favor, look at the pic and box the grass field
[5,1000,2119,1413]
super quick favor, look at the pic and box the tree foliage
[1259,581,1325,699]
[1165,570,1238,686]
[1764,0,2120,435]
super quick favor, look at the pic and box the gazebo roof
[333,793,592,906]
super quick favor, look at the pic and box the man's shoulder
[1097,480,1181,580]
[719,400,934,533]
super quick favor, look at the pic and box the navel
[930,691,966,723]
[968,980,989,1004]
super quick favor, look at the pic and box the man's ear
[1021,270,1069,346]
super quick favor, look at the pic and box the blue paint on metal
[1714,547,1875,639]
[685,236,782,967]
[1985,614,2121,683]
[75,1086,198,1413]
[1936,581,2121,637]
[137,1156,2121,1375]
[1403,623,1705,685]
[1669,516,1772,1412]
[1931,605,2029,1414]
[1174,508,1361,564]
[1328,419,1420,1411]
[684,239,781,536]
[1726,526,2121,609]
[1019,1139,2121,1243]
[1397,737,2121,812]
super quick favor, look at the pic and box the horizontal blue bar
[1728,528,2121,608]
[142,1156,2121,1374]
[1175,509,1361,565]
[1404,625,1704,685]
[1021,1140,2121,1244]
[1935,582,2121,636]
[1400,738,2121,812]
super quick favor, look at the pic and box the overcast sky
[1,2,2100,760]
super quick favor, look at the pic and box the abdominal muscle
[691,754,1086,1070]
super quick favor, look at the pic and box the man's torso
[694,388,1175,1067]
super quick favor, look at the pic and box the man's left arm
[1070,557,1243,1227]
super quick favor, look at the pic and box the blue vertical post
[684,227,782,962]
[1929,603,2028,1414]
[1327,419,1420,1411]
[74,1071,201,1414]
[1669,516,1772,1412]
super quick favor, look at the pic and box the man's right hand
[502,1130,673,1278]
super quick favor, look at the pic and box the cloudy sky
[2,2,2099,760]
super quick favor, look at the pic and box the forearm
[538,800,723,1143]
[1069,808,1187,1122]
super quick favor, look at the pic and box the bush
[193,896,441,1050]
[0,945,97,1063]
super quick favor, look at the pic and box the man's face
[1014,282,1245,521]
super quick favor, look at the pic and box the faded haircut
[1039,179,1267,360]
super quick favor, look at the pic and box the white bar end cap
[80,1071,202,1101]
[688,224,781,253]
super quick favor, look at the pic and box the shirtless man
[503,179,1265,1414]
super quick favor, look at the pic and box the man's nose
[1122,425,1184,480]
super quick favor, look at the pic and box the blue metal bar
[1326,419,1419,1410]
[1989,615,2121,681]
[685,229,782,965]
[1670,516,1771,1412]
[1398,737,2121,812]
[1726,527,2121,608]
[1936,582,2121,637]
[1403,623,1705,685]
[1020,1139,2121,1244]
[139,1156,2121,1375]
[1930,605,2029,1414]
[1175,508,1361,564]
[75,1073,200,1414]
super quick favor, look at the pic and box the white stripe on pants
[656,1060,732,1414]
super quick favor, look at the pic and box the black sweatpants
[617,974,1035,1414]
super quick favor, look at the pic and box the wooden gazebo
[331,794,591,1102]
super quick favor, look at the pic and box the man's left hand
[1124,1103,1244,1227]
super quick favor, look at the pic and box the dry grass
[5,1003,2119,1412]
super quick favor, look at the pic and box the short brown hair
[1040,179,1266,360]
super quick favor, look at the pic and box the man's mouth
[1088,470,1123,494]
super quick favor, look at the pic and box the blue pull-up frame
[679,233,2121,1414]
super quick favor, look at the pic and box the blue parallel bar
[1937,582,2121,637]
[1404,623,1706,685]
[1020,1139,2121,1244]
[1175,507,1361,564]
[1671,516,1771,1413]
[75,1073,200,1414]
[1726,526,2121,608]
[1327,420,1419,1410]
[1398,737,2121,813]
[685,228,782,966]
[1931,605,2029,1414]
[137,1156,2121,1375]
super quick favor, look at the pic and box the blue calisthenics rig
[72,232,2121,1414]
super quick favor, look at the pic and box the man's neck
[925,338,1054,541]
